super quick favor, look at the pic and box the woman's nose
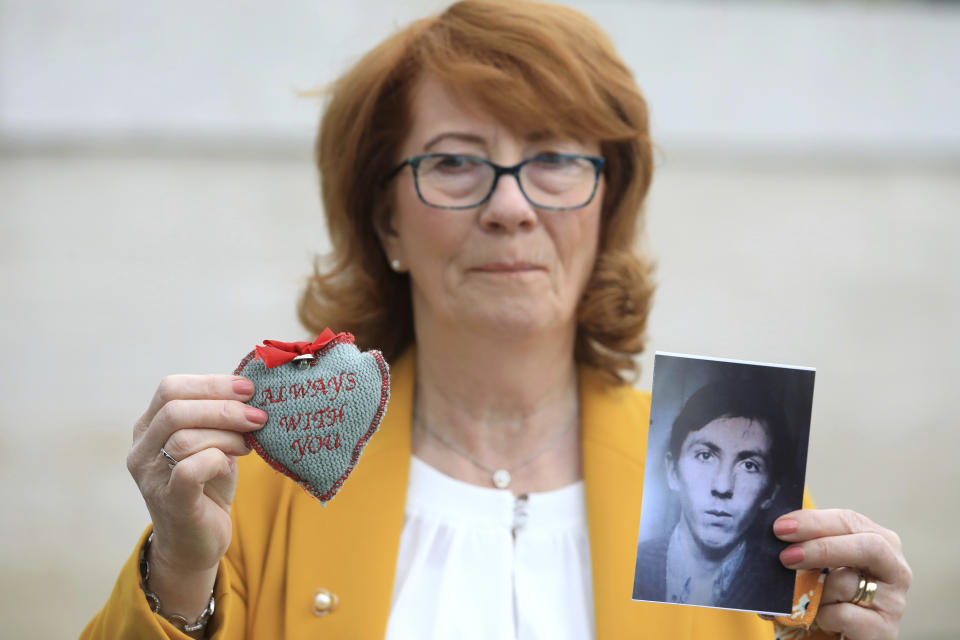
[477,174,537,233]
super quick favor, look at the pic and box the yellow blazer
[84,351,820,639]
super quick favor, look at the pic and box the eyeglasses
[385,153,605,211]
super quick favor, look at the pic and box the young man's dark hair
[668,377,791,499]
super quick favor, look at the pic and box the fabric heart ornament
[233,329,390,505]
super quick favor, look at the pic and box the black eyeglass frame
[384,153,606,211]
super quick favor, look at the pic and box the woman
[83,1,910,638]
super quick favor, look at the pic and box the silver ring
[159,447,179,470]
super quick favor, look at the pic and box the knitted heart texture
[234,330,390,505]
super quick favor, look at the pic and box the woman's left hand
[774,509,911,639]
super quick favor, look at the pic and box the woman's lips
[472,262,543,273]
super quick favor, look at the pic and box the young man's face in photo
[667,416,776,554]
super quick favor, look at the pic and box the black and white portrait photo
[632,353,815,615]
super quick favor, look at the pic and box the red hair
[300,0,655,384]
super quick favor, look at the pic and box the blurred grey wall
[2,1,957,638]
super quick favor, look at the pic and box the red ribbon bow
[254,328,341,368]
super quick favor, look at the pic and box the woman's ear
[374,207,405,272]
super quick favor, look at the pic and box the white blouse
[385,457,594,640]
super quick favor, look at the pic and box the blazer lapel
[285,350,414,639]
[581,369,652,638]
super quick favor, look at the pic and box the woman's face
[380,77,604,340]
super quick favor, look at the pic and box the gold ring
[850,573,878,608]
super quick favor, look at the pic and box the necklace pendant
[492,469,511,489]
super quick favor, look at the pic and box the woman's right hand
[126,375,266,597]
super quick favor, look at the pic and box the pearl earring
[391,259,401,271]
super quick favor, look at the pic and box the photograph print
[632,352,815,616]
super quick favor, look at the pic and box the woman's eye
[532,153,573,166]
[436,155,469,168]
[425,155,486,176]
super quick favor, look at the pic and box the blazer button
[313,588,339,616]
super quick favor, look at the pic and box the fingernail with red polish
[780,545,804,567]
[233,378,255,397]
[244,406,268,425]
[774,518,799,536]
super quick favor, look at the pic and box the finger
[815,602,891,639]
[135,375,256,441]
[822,567,904,616]
[167,447,235,505]
[779,531,909,586]
[821,566,862,605]
[162,428,253,461]
[820,567,906,615]
[774,509,902,551]
[133,399,266,465]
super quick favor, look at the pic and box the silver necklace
[416,414,577,489]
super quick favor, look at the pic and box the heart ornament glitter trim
[234,330,390,505]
